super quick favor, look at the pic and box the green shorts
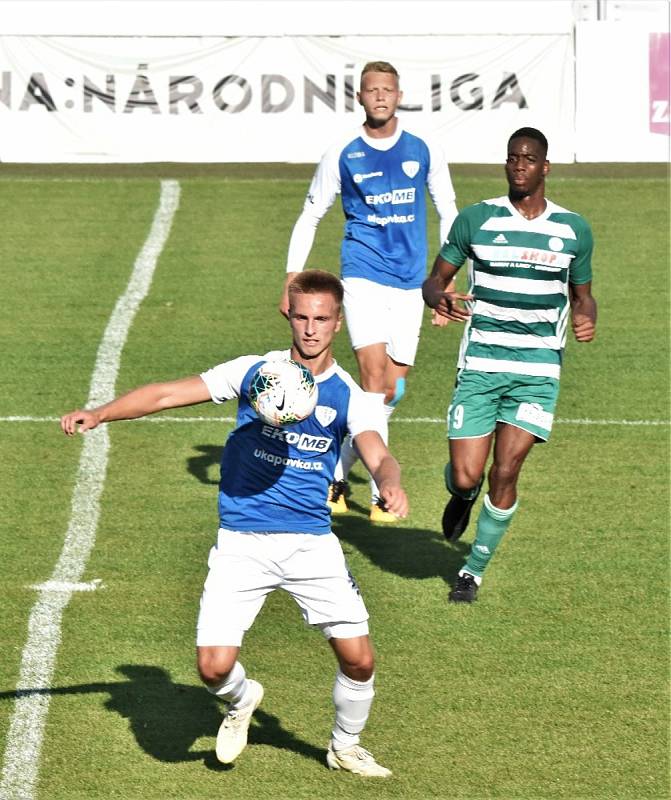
[447,370,560,442]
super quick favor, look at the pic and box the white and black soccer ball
[248,359,318,427]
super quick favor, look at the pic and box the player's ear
[543,160,551,177]
[356,91,362,107]
[335,313,343,333]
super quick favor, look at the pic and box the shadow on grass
[332,506,469,587]
[187,444,222,486]
[184,442,469,588]
[0,665,324,771]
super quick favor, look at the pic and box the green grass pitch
[0,162,668,799]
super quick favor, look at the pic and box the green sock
[464,494,518,578]
[444,463,482,501]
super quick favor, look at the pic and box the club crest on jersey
[401,160,420,178]
[315,405,337,426]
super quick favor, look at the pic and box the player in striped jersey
[280,60,458,522]
[423,128,597,603]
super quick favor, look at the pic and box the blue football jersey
[286,123,457,290]
[200,350,386,534]
[339,130,432,288]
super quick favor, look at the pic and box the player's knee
[449,463,482,493]
[341,655,375,682]
[197,649,236,686]
[360,370,386,394]
[489,462,522,493]
[356,352,388,392]
[333,638,375,681]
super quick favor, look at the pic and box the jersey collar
[360,121,403,151]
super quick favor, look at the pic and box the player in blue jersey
[61,270,407,777]
[423,128,597,603]
[280,60,458,522]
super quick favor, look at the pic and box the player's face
[288,291,342,363]
[505,137,549,198]
[357,71,402,127]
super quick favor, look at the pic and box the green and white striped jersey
[439,195,593,380]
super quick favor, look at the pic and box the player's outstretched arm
[570,282,597,342]
[353,430,408,518]
[60,376,211,436]
[423,255,472,322]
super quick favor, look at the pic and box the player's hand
[278,289,290,319]
[60,409,102,436]
[279,272,300,319]
[434,291,473,322]
[431,309,450,327]
[378,485,408,519]
[572,314,596,342]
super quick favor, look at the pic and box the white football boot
[326,743,392,777]
[215,679,264,764]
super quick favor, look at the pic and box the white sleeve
[347,389,387,440]
[426,137,458,246]
[199,355,260,404]
[286,146,341,273]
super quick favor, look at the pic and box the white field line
[28,580,103,593]
[1,414,669,427]
[0,180,181,800]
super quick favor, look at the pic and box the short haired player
[280,61,458,522]
[61,270,407,776]
[423,128,597,603]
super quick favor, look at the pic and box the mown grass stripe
[0,180,181,800]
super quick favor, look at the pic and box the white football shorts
[196,529,369,647]
[342,277,424,366]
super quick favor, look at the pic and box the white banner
[576,22,670,162]
[0,34,575,163]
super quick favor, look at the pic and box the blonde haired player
[280,60,458,522]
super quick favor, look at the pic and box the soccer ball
[249,359,318,427]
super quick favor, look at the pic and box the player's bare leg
[487,423,536,509]
[450,424,535,602]
[443,434,492,541]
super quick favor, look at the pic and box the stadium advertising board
[0,34,575,163]
[575,23,670,162]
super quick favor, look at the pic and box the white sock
[370,403,395,502]
[335,434,359,482]
[205,660,251,709]
[331,670,375,750]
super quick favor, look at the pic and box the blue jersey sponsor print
[338,130,432,289]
